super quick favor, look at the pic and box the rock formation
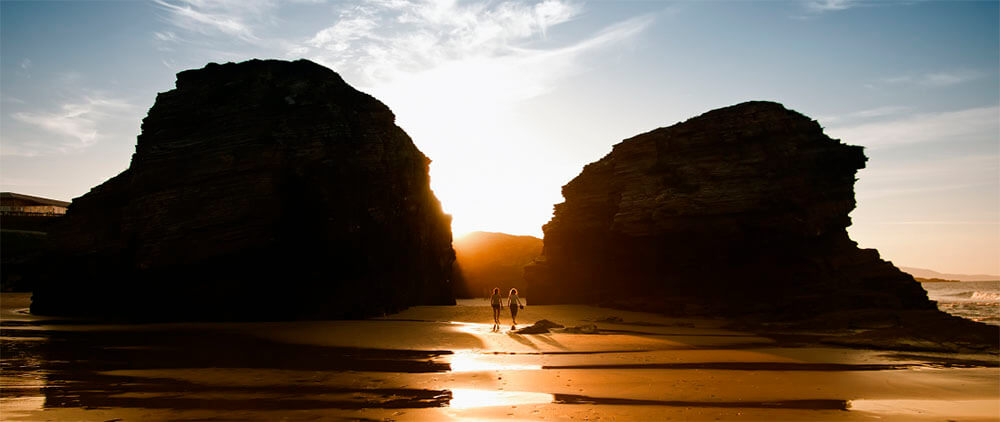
[525,101,935,318]
[31,59,455,320]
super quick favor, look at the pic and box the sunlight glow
[448,350,542,372]
[353,13,655,238]
[449,388,553,409]
[368,60,570,238]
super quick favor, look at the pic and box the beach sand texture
[2,294,997,421]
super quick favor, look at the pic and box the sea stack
[526,101,934,318]
[32,59,455,320]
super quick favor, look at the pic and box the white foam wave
[971,291,1000,301]
[940,291,1000,301]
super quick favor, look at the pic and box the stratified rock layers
[32,59,455,320]
[526,101,933,317]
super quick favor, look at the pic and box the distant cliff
[526,101,934,316]
[901,266,1000,282]
[453,232,542,298]
[32,59,455,320]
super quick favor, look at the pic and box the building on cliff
[1,192,69,216]
[1,192,70,292]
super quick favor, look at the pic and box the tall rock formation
[526,101,934,318]
[32,59,455,320]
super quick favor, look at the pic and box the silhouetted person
[490,287,503,330]
[508,288,523,329]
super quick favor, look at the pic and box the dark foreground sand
[2,293,997,421]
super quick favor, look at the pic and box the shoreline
[2,293,998,421]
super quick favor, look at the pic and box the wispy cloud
[826,105,1000,149]
[806,0,857,12]
[879,220,1000,225]
[296,0,588,85]
[882,69,981,87]
[153,0,275,44]
[859,181,997,200]
[7,96,133,156]
[818,105,911,124]
[153,30,179,42]
[853,153,998,200]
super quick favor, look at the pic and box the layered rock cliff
[526,101,934,318]
[32,59,455,320]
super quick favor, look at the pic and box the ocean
[921,280,1000,326]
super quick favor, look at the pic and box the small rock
[514,319,564,334]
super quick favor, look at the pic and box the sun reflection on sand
[448,350,541,372]
[0,395,45,418]
[448,321,495,335]
[449,389,553,409]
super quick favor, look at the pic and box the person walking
[508,288,523,330]
[490,288,503,331]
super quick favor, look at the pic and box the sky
[1,0,997,275]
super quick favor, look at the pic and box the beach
[2,293,997,421]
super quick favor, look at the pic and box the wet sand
[2,293,998,421]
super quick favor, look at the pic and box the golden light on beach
[448,350,542,373]
[449,389,553,409]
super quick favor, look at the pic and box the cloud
[806,0,857,12]
[297,0,584,76]
[852,151,998,201]
[818,105,911,124]
[882,69,981,87]
[859,181,996,200]
[293,0,649,93]
[7,96,133,155]
[848,105,911,119]
[153,0,275,43]
[153,30,178,42]
[19,58,32,70]
[879,220,1000,225]
[826,106,1000,149]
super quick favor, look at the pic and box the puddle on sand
[553,393,848,410]
[445,389,848,411]
[447,350,541,372]
[0,395,46,420]
[542,362,910,371]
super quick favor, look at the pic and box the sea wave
[971,291,1000,301]
[942,291,1000,302]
